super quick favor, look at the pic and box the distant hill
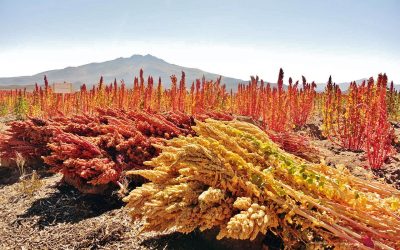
[0,54,245,91]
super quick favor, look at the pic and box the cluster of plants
[0,71,231,118]
[235,69,316,131]
[0,108,233,193]
[0,89,29,119]
[322,74,395,168]
[124,119,400,249]
[1,108,319,193]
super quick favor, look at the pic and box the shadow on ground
[15,184,123,229]
[0,162,52,186]
[0,166,19,185]
[141,230,284,250]
[141,231,211,250]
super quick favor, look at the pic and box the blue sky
[0,0,399,83]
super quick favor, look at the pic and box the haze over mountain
[0,54,397,92]
[0,54,245,91]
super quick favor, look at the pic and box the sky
[0,0,399,83]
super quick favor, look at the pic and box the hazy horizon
[0,0,399,83]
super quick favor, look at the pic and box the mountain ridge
[0,54,397,92]
[0,54,245,91]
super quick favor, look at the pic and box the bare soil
[0,173,214,250]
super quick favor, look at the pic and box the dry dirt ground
[0,172,282,250]
[0,119,399,250]
[301,122,400,189]
[0,173,214,250]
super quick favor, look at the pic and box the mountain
[0,54,245,91]
[2,56,397,92]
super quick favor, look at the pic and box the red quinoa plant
[364,74,394,169]
[322,74,394,168]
